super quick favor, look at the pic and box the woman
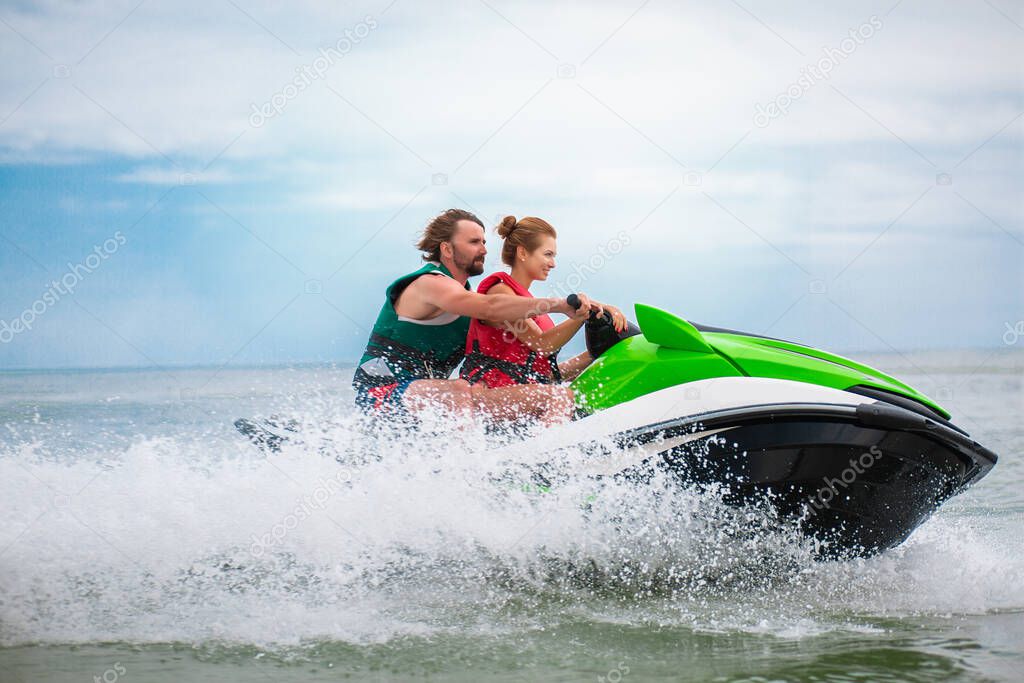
[460,215,627,389]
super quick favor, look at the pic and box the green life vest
[354,262,471,385]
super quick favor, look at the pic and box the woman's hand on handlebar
[569,293,603,321]
[600,303,628,333]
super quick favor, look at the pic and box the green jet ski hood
[571,303,949,419]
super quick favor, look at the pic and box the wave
[1,406,1021,649]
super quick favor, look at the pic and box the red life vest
[460,272,561,388]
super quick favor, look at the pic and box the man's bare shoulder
[404,271,460,297]
[395,271,461,317]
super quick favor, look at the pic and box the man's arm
[415,274,590,322]
[481,282,585,355]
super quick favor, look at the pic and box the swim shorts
[353,375,417,415]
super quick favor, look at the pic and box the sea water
[1,350,1022,682]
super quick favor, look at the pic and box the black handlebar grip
[566,293,581,310]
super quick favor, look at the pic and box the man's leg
[401,379,474,419]
[402,379,574,425]
[470,382,574,426]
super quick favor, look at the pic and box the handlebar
[566,293,612,324]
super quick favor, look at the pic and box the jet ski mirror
[566,294,641,359]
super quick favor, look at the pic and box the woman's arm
[557,351,593,381]
[483,283,586,356]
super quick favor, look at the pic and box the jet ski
[545,300,998,558]
[234,300,997,558]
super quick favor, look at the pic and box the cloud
[0,0,1020,367]
[0,1,1018,164]
[115,167,236,185]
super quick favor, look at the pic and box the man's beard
[453,249,485,276]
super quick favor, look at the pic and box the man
[352,208,601,424]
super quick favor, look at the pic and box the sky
[0,0,1022,370]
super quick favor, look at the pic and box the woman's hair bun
[497,215,518,238]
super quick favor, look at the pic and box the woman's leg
[557,351,594,382]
